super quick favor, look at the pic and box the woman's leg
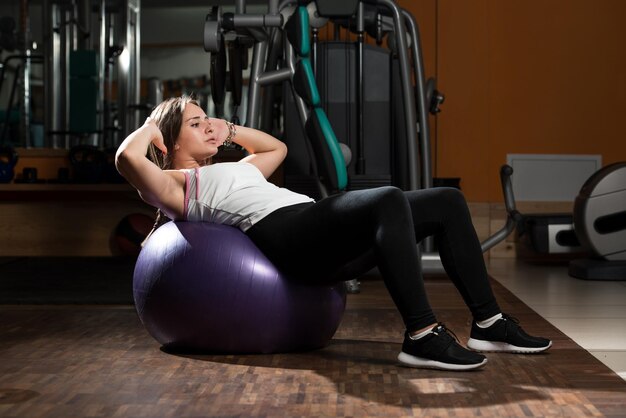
[403,188,551,354]
[403,187,501,322]
[246,186,437,332]
[247,186,549,362]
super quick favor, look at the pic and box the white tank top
[181,162,314,231]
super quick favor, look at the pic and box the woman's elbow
[114,149,128,172]
[279,141,288,160]
[115,149,138,177]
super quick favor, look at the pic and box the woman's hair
[146,94,205,169]
[143,94,210,244]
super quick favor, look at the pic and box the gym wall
[399,0,626,203]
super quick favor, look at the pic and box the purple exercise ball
[133,221,347,354]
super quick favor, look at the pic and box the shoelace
[432,323,460,344]
[502,314,520,325]
[500,314,523,339]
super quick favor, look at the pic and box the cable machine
[42,0,140,149]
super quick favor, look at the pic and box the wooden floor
[1,277,626,417]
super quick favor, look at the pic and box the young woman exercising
[115,95,551,371]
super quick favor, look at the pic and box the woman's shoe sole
[467,338,552,353]
[397,352,488,371]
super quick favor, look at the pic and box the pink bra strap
[183,170,191,220]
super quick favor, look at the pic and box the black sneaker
[398,324,487,371]
[467,314,552,353]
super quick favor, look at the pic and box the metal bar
[256,67,292,86]
[246,40,269,128]
[421,252,444,275]
[402,8,434,252]
[355,2,365,175]
[260,27,283,133]
[98,0,106,148]
[284,43,308,125]
[236,0,246,14]
[232,14,283,28]
[20,0,31,147]
[268,0,279,15]
[402,9,431,190]
[481,165,519,252]
[377,0,419,191]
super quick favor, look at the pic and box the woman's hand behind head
[144,117,167,155]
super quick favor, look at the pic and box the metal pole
[260,27,282,133]
[268,0,279,15]
[246,40,268,128]
[98,0,106,148]
[20,0,31,147]
[131,0,141,134]
[63,4,71,147]
[355,2,365,175]
[402,9,432,190]
[117,0,141,141]
[377,0,419,191]
[284,44,307,128]
[403,8,434,252]
[43,0,63,148]
[236,0,246,14]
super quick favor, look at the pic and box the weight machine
[42,0,141,149]
[202,0,517,276]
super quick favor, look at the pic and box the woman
[116,95,551,371]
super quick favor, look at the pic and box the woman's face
[173,103,225,165]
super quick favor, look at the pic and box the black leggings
[245,186,501,333]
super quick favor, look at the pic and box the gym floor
[1,258,626,417]
[489,258,626,381]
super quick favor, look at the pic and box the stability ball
[133,221,347,354]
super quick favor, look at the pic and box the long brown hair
[143,95,210,244]
[147,95,206,170]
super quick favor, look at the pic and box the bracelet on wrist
[224,121,237,147]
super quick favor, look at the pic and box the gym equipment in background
[43,0,142,149]
[2,2,144,149]
[0,146,17,182]
[110,213,154,257]
[69,145,107,183]
[208,5,228,118]
[515,213,586,263]
[133,221,346,353]
[569,162,626,280]
[204,0,422,188]
[0,53,44,147]
[501,162,626,280]
[281,1,432,200]
[202,1,519,277]
[285,5,348,196]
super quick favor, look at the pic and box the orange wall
[400,0,626,202]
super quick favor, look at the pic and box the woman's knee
[436,187,472,218]
[377,186,407,203]
[405,187,470,219]
[345,186,411,228]
[373,186,411,213]
[437,187,466,205]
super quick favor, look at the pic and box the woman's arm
[115,118,181,209]
[222,121,287,178]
